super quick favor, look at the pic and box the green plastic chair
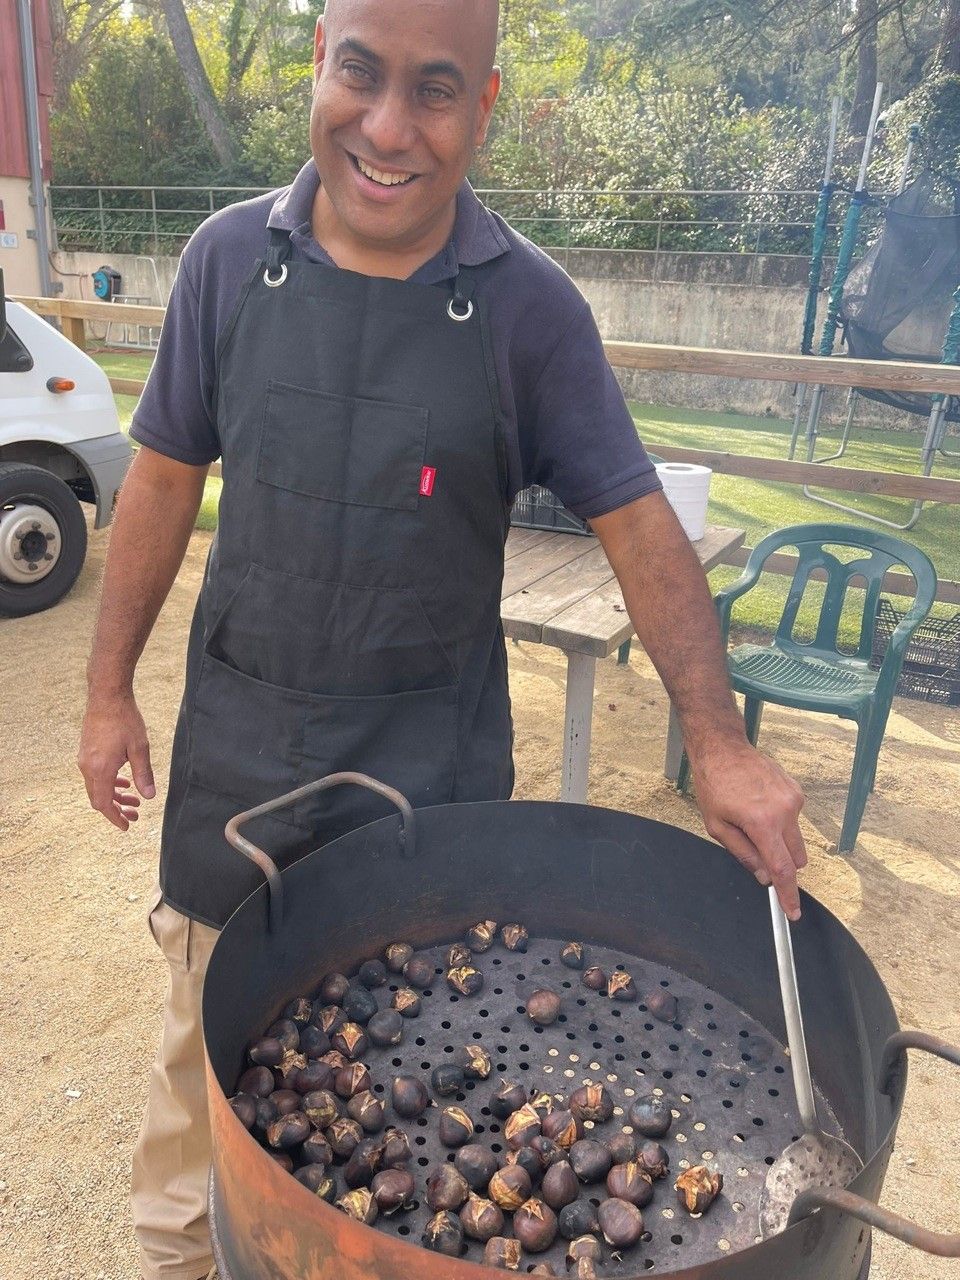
[676,523,938,852]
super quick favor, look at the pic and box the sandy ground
[0,518,958,1280]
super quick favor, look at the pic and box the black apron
[160,228,514,928]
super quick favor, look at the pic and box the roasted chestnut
[569,1139,612,1184]
[326,1116,363,1159]
[605,1131,635,1165]
[560,941,585,970]
[248,1037,284,1068]
[484,1237,522,1271]
[332,1022,369,1060]
[569,1084,613,1125]
[526,989,561,1026]
[253,1097,278,1138]
[343,1136,382,1188]
[314,1005,347,1037]
[504,1145,542,1185]
[342,984,378,1026]
[606,1161,654,1207]
[229,1094,257,1130]
[541,1109,581,1149]
[427,1163,471,1212]
[346,1090,386,1133]
[334,1063,372,1100]
[298,1025,332,1060]
[276,1049,307,1090]
[264,1149,294,1173]
[358,959,387,989]
[581,966,606,992]
[431,1062,466,1097]
[402,953,435,990]
[300,1131,334,1166]
[296,1060,335,1095]
[392,988,421,1018]
[636,1140,669,1180]
[573,1259,598,1280]
[491,1080,527,1118]
[488,1163,532,1211]
[504,1103,541,1149]
[379,1126,412,1168]
[283,996,313,1025]
[267,1018,300,1052]
[447,965,484,996]
[529,1267,558,1277]
[384,942,414,973]
[465,920,497,952]
[422,1210,464,1257]
[318,972,350,1005]
[301,1089,340,1130]
[607,971,637,1002]
[367,1009,404,1047]
[319,1049,349,1072]
[627,1094,672,1139]
[371,1168,414,1214]
[460,1193,504,1242]
[237,1066,274,1098]
[598,1197,643,1248]
[268,1088,301,1116]
[541,1160,579,1210]
[266,1111,310,1149]
[566,1235,602,1265]
[528,1091,556,1118]
[454,1144,499,1191]
[530,1135,566,1170]
[446,942,472,968]
[455,1044,492,1079]
[513,1197,558,1252]
[675,1164,723,1214]
[646,989,679,1024]
[294,1165,337,1200]
[439,1106,475,1148]
[558,1200,599,1240]
[392,1074,430,1119]
[336,1187,378,1225]
[501,923,529,952]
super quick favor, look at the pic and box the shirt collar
[267,159,509,277]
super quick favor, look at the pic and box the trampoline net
[841,172,960,421]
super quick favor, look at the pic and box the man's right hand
[78,693,156,831]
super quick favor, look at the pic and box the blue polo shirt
[131,161,659,519]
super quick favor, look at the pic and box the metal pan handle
[224,772,417,932]
[787,1032,960,1255]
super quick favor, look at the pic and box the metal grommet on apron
[263,263,288,288]
[447,272,475,322]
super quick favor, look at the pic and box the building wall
[0,177,47,295]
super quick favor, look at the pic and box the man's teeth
[356,157,414,186]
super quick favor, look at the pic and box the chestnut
[301,1089,340,1130]
[268,1089,301,1116]
[347,1090,386,1133]
[266,1111,310,1149]
[504,1103,541,1149]
[402,953,435,990]
[296,1060,335,1095]
[427,1164,470,1212]
[371,1168,414,1214]
[541,1109,581,1150]
[319,1050,349,1072]
[465,920,497,952]
[567,1235,602,1265]
[367,1009,404,1048]
[447,965,484,997]
[455,1045,492,1080]
[384,942,414,973]
[636,1140,669,1181]
[248,1037,284,1068]
[541,1160,579,1210]
[628,1094,673,1139]
[335,1063,372,1100]
[530,1267,558,1277]
[455,1144,499,1191]
[569,1084,613,1125]
[237,1066,274,1098]
[431,1063,465,1097]
[526,990,561,1026]
[581,966,606,992]
[675,1165,723,1214]
[646,989,678,1024]
[332,1022,369,1060]
[275,1049,307,1090]
[298,1025,332,1060]
[488,1163,532,1212]
[318,972,350,1005]
[530,1135,566,1171]
[300,1131,334,1166]
[379,1126,412,1168]
[439,1106,474,1148]
[336,1187,378,1225]
[504,1146,542,1185]
[326,1116,363,1159]
[294,1165,337,1201]
[558,1200,599,1240]
[501,923,529,952]
[573,1260,598,1280]
[598,1197,643,1248]
[422,1210,464,1257]
[569,1139,612,1184]
[344,1137,382,1188]
[528,1091,556,1118]
[560,941,585,970]
[358,959,387,989]
[267,1018,300,1052]
[513,1197,558,1252]
[460,1193,504,1242]
[607,971,637,1002]
[283,996,313,1026]
[229,1094,257,1130]
[605,1131,635,1166]
[391,988,421,1019]
[264,1149,294,1173]
[606,1162,654,1207]
[314,1005,347,1037]
[342,984,378,1025]
[446,942,472,968]
[484,1237,522,1271]
[253,1097,278,1137]
[491,1080,527,1119]
[391,1074,430,1120]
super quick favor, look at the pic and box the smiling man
[79,1,805,1276]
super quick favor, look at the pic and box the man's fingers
[708,819,769,883]
[128,742,156,799]
[746,824,802,921]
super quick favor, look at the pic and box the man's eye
[343,61,374,83]
[421,84,453,102]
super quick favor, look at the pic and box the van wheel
[0,463,88,616]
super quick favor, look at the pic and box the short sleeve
[521,302,660,519]
[129,258,221,465]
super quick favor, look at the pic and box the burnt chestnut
[646,989,678,1024]
[465,920,497,952]
[253,1097,278,1137]
[294,1165,337,1200]
[504,1103,541,1149]
[484,1237,522,1271]
[343,1137,383,1188]
[454,1144,499,1191]
[447,965,484,997]
[336,1187,378,1225]
[358,959,387,989]
[636,1141,669,1181]
[331,1022,369,1060]
[391,988,421,1019]
[541,1109,581,1150]
[490,1080,527,1119]
[268,1088,302,1116]
[264,1149,294,1173]
[367,1009,404,1048]
[427,1164,471,1212]
[422,1210,464,1257]
[488,1163,532,1212]
[379,1127,413,1168]
[371,1168,415,1214]
[431,1063,465,1097]
[460,1193,504,1243]
[581,966,606,992]
[569,1084,613,1125]
[530,1135,566,1171]
[314,1005,348,1037]
[598,1197,643,1248]
[283,996,314,1025]
[342,984,378,1026]
[300,1131,334,1166]
[346,1090,385,1133]
[402,953,435,990]
[391,1075,430,1120]
[237,1066,274,1098]
[528,1091,556,1118]
[567,1235,602,1264]
[504,1146,542,1185]
[439,1106,475,1148]
[560,941,585,970]
[675,1165,723,1214]
[606,1162,654,1207]
[267,1018,300,1052]
[335,1063,372,1100]
[526,989,561,1026]
[295,1060,335,1095]
[605,1131,635,1166]
[248,1037,284,1068]
[384,942,414,973]
[298,1025,332,1060]
[501,923,529,952]
[607,971,637,1002]
[301,1089,340,1130]
[266,1111,310,1149]
[558,1200,599,1240]
[513,1198,558,1253]
[326,1116,363,1159]
[455,1044,492,1080]
[541,1160,579,1210]
[229,1094,257,1130]
[318,972,350,1005]
[569,1139,612,1184]
[446,942,472,968]
[628,1094,672,1139]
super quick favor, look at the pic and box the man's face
[310,0,500,251]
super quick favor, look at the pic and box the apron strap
[448,265,477,323]
[264,228,294,287]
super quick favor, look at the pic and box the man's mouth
[351,154,418,187]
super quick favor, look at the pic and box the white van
[0,279,132,616]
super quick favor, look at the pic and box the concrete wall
[0,177,53,295]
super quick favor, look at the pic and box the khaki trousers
[132,886,220,1280]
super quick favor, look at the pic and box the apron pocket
[258,379,428,513]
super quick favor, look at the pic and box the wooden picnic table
[500,524,746,801]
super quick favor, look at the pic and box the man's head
[311,0,500,256]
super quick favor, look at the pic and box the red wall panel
[1,0,54,180]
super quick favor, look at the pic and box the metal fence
[49,184,874,259]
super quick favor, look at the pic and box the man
[78,1,806,1275]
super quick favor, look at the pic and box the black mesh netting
[841,172,960,421]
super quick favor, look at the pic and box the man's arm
[591,491,807,919]
[78,446,209,831]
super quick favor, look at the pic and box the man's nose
[359,89,418,157]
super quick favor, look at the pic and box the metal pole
[896,123,921,196]
[15,0,54,297]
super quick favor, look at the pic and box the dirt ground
[1,518,958,1280]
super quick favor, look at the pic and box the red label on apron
[420,466,437,497]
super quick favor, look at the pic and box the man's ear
[314,16,326,81]
[476,66,501,147]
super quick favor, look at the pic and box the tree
[158,0,238,168]
[848,0,880,133]
[937,0,960,72]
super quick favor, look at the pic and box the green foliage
[881,73,960,184]
[240,101,312,187]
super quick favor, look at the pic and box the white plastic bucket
[655,462,712,541]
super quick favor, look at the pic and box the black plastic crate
[870,597,960,705]
[511,486,591,536]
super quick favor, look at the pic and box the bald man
[79,1,806,1275]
